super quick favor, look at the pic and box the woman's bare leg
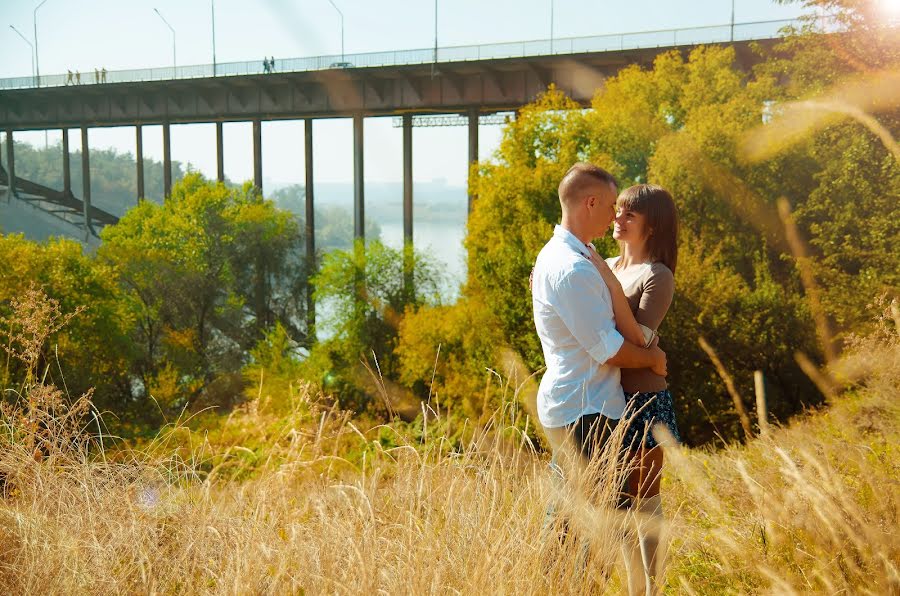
[624,446,666,595]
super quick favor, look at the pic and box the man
[532,162,666,509]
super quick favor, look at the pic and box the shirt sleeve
[555,262,625,365]
[636,265,675,331]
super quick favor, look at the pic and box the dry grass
[1,291,898,594]
[664,324,900,594]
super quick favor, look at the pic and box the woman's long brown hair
[615,184,679,274]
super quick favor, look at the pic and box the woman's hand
[586,245,648,348]
[586,245,614,280]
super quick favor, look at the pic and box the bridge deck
[0,19,799,92]
[0,18,812,131]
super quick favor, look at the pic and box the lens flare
[877,0,900,18]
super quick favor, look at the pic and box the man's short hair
[558,163,618,206]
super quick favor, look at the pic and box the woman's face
[613,207,650,245]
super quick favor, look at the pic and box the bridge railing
[0,17,826,91]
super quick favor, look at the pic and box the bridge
[0,18,797,257]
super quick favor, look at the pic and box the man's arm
[607,340,666,376]
[555,263,666,376]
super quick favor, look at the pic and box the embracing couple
[531,162,680,594]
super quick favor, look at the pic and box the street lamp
[153,8,176,72]
[33,0,47,88]
[550,0,554,52]
[327,0,344,63]
[730,0,736,42]
[432,0,438,75]
[211,0,217,75]
[9,25,35,86]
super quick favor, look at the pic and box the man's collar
[553,225,591,258]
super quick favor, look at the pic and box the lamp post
[153,8,176,72]
[730,0,736,42]
[432,0,438,75]
[211,0,217,75]
[33,0,47,88]
[327,0,344,63]
[9,25,35,86]
[550,0,555,52]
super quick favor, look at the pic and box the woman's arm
[635,264,675,331]
[586,249,647,347]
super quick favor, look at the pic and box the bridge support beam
[353,114,364,241]
[402,114,414,291]
[253,119,262,193]
[81,126,92,241]
[468,108,479,214]
[403,114,413,246]
[136,125,144,202]
[62,128,71,197]
[216,122,224,183]
[5,130,16,198]
[162,122,172,198]
[304,119,315,341]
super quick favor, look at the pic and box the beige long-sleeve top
[605,256,675,393]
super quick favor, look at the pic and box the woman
[588,183,679,595]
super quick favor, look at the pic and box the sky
[0,0,808,188]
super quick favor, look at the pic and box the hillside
[0,294,896,593]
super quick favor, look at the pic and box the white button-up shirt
[532,225,626,428]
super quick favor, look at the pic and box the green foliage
[754,0,900,332]
[2,139,186,206]
[269,184,382,251]
[97,173,310,418]
[663,241,818,443]
[793,127,900,329]
[466,86,622,372]
[2,1,896,448]
[396,291,506,421]
[456,25,897,444]
[241,322,308,415]
[0,234,133,410]
[301,240,443,411]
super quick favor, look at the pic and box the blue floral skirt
[621,389,680,450]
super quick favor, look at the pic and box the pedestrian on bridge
[101,68,107,83]
[263,57,270,73]
[94,68,100,84]
[269,56,276,72]
[75,71,81,84]
[66,70,73,85]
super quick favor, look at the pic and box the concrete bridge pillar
[162,122,172,198]
[468,108,479,214]
[135,125,144,202]
[5,130,16,198]
[216,122,224,183]
[81,126,92,240]
[62,128,71,197]
[402,114,414,291]
[253,119,262,193]
[353,114,365,241]
[304,118,315,340]
[403,114,413,246]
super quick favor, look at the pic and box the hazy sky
[1,0,806,187]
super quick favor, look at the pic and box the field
[0,297,897,594]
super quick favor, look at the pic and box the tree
[98,173,310,416]
[457,45,840,444]
[0,234,134,413]
[2,139,187,208]
[269,183,382,251]
[301,240,442,411]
